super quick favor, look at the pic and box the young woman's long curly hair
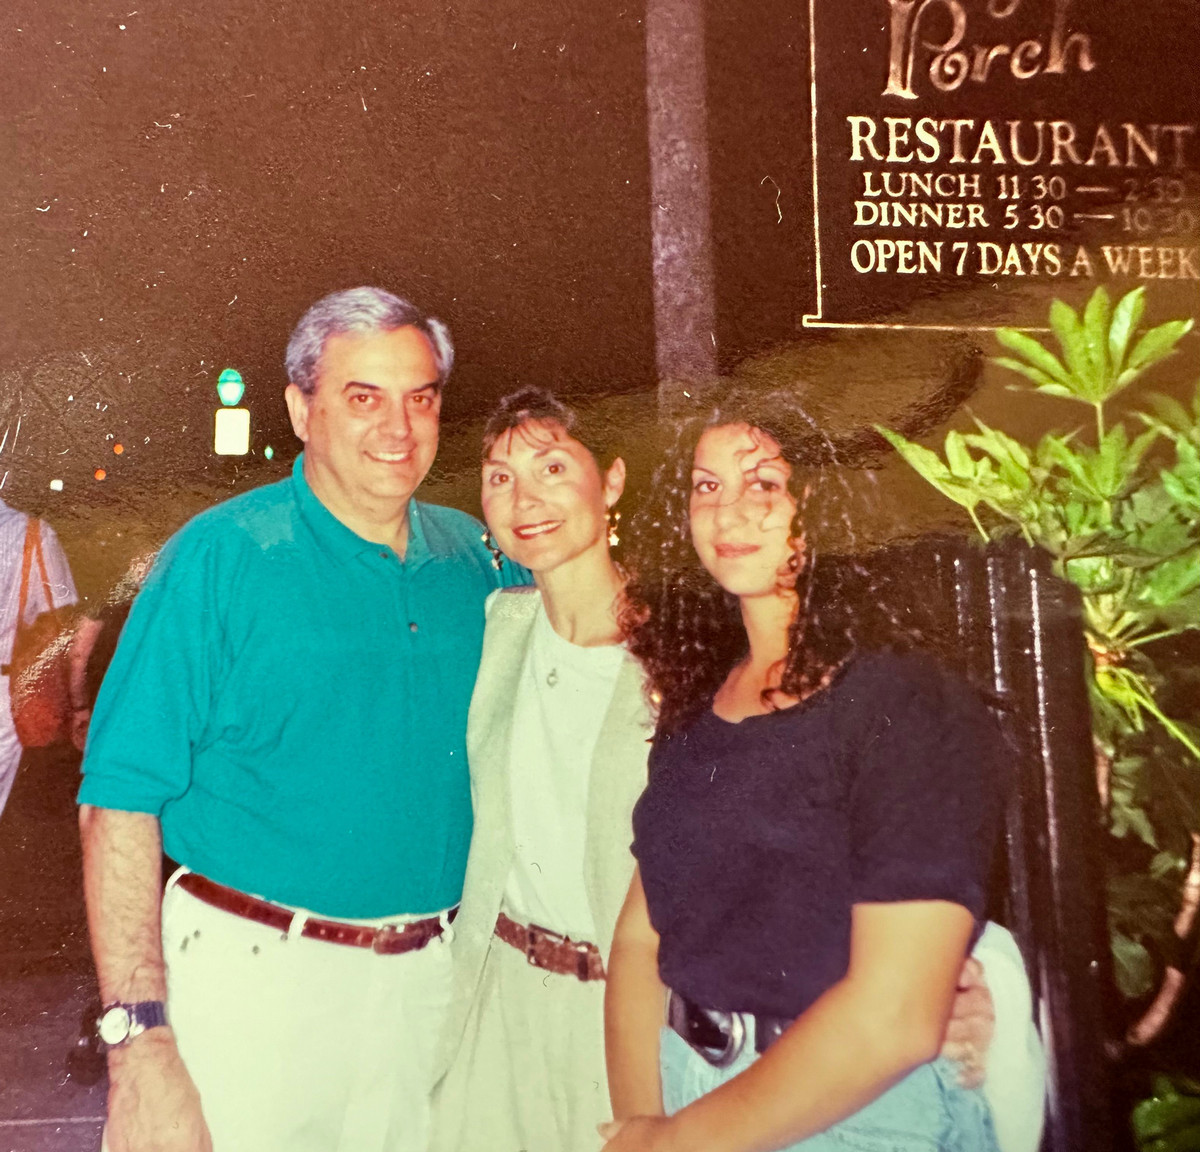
[620,391,954,735]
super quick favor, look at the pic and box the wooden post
[644,0,718,404]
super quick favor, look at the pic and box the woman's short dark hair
[481,387,618,469]
[619,389,953,734]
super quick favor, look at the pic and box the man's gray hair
[285,286,455,396]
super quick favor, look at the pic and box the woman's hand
[599,1115,677,1152]
[940,956,995,1088]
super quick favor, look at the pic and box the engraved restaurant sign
[802,0,1200,330]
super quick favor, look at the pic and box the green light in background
[217,368,245,407]
[214,367,250,455]
[264,445,274,460]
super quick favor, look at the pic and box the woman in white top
[430,389,1040,1152]
[431,387,650,1152]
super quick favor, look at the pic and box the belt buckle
[706,1010,745,1069]
[671,994,746,1069]
[526,923,593,980]
[526,921,563,966]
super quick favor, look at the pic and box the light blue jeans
[660,1023,1001,1151]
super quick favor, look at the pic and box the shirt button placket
[376,548,411,646]
[394,562,415,648]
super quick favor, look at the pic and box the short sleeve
[848,654,1005,919]
[78,523,225,815]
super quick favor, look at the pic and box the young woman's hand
[598,1115,676,1152]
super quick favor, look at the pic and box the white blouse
[500,600,625,943]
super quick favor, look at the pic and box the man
[79,287,523,1152]
[0,499,78,820]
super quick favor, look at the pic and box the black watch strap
[131,1000,167,1031]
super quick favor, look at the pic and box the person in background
[603,397,1037,1152]
[67,550,158,753]
[78,286,523,1152]
[0,498,78,820]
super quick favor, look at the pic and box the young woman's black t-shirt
[631,649,1005,1019]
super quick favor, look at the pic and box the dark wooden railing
[899,535,1116,1152]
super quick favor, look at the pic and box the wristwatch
[95,1001,168,1049]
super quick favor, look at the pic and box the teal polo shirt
[79,455,527,918]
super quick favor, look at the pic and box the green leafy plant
[878,287,1200,1143]
[1132,1075,1200,1152]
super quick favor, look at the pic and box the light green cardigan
[434,585,654,1082]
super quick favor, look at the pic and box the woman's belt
[668,989,794,1067]
[494,911,605,982]
[176,871,456,955]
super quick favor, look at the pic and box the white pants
[105,878,454,1152]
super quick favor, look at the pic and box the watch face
[97,1005,132,1046]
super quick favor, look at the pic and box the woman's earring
[606,507,621,549]
[786,533,806,575]
[481,529,504,571]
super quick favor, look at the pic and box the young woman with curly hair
[602,398,1020,1152]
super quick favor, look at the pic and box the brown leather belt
[176,872,456,956]
[494,911,605,982]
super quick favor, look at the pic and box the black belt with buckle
[667,990,794,1068]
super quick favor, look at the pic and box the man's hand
[106,1031,212,1152]
[940,956,995,1088]
[598,1115,677,1152]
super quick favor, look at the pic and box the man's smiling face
[285,324,442,517]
